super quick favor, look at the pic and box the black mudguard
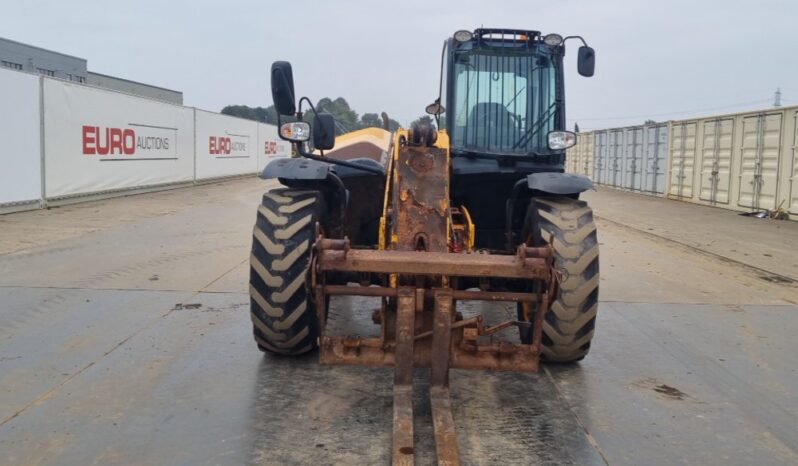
[259,157,384,181]
[259,156,385,247]
[526,172,593,195]
[260,157,330,180]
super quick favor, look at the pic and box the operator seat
[466,102,515,149]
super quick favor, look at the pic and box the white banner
[0,68,41,205]
[257,123,290,171]
[194,110,258,180]
[43,79,194,199]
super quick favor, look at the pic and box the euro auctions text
[82,124,176,159]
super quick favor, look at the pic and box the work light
[543,33,563,46]
[548,131,576,150]
[279,122,310,142]
[453,30,473,42]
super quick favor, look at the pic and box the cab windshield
[450,48,557,155]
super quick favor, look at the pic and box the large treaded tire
[523,197,600,363]
[249,188,323,355]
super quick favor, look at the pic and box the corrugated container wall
[607,129,624,188]
[667,105,798,215]
[581,132,594,177]
[589,122,669,196]
[622,126,644,191]
[563,105,797,217]
[788,109,798,216]
[643,124,669,194]
[566,131,594,177]
[594,130,608,185]
[565,138,579,174]
[668,120,698,200]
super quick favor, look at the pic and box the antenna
[774,87,782,107]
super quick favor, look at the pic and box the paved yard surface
[1,179,796,465]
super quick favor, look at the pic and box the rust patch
[407,151,435,173]
[392,145,449,252]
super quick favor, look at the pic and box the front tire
[249,188,324,355]
[519,197,600,362]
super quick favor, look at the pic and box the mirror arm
[563,35,588,47]
[298,95,317,118]
[298,96,325,153]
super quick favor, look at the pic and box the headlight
[543,33,563,46]
[279,122,310,142]
[453,30,473,42]
[548,131,576,150]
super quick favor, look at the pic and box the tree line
[221,98,434,136]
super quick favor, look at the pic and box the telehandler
[250,28,598,464]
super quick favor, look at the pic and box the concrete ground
[0,180,796,465]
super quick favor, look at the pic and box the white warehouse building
[0,37,182,104]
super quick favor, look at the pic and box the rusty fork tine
[430,387,459,466]
[393,287,416,465]
[393,386,414,466]
[430,290,461,466]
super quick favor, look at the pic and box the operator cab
[430,29,594,162]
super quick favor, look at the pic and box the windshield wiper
[512,101,556,150]
[504,65,543,111]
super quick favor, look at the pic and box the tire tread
[536,197,600,362]
[249,188,322,355]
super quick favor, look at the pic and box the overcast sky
[3,0,797,129]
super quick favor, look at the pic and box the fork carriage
[313,238,558,372]
[312,235,559,465]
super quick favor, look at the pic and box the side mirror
[577,46,595,77]
[271,61,296,115]
[425,101,445,115]
[313,113,336,150]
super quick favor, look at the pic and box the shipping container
[566,135,581,174]
[697,118,734,205]
[565,144,576,173]
[590,123,668,195]
[564,105,798,219]
[666,106,798,214]
[643,123,668,194]
[581,131,595,178]
[594,130,609,184]
[568,131,595,177]
[608,129,624,187]
[566,133,581,174]
[738,112,782,210]
[622,126,644,191]
[668,121,697,200]
[789,110,798,215]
